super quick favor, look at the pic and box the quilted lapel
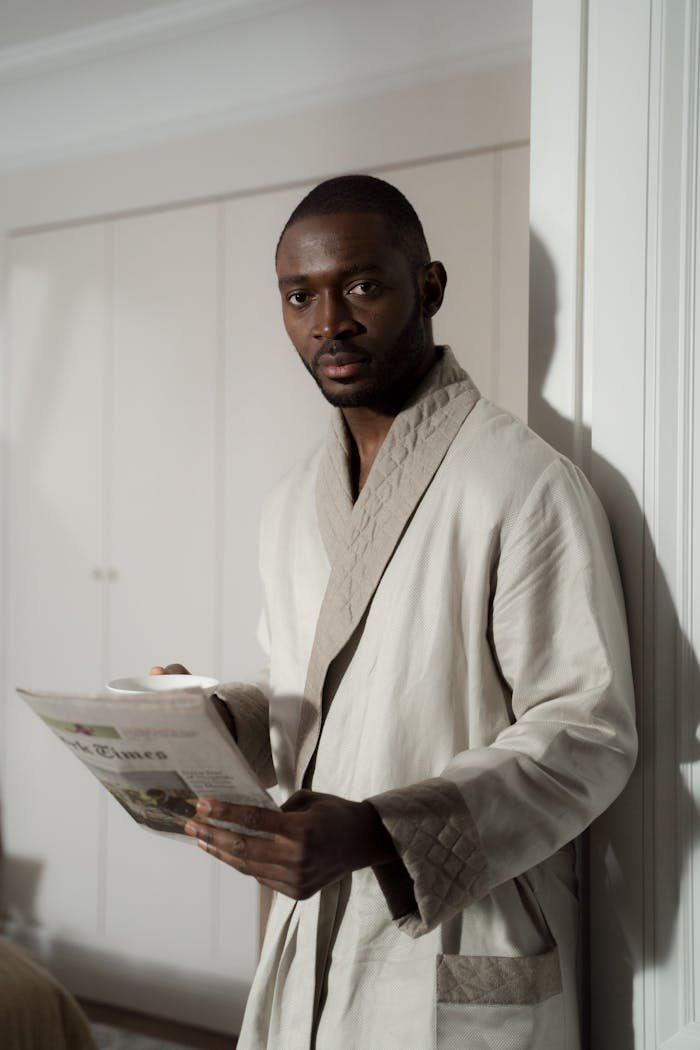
[315,410,354,567]
[295,349,481,786]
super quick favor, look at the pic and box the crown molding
[0,50,530,175]
[0,0,310,81]
[0,0,531,173]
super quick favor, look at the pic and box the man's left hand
[184,790,398,899]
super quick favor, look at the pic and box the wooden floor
[80,999,237,1050]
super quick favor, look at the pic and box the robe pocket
[435,948,566,1050]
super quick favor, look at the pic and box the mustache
[312,340,369,368]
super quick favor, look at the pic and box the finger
[196,799,286,836]
[149,666,166,675]
[187,822,315,898]
[185,823,289,873]
[202,847,309,899]
[185,819,298,865]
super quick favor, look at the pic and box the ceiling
[0,0,183,48]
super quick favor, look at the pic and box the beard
[306,301,430,409]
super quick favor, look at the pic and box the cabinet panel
[104,205,223,973]
[388,155,497,399]
[4,224,106,940]
[387,149,529,420]
[220,186,326,684]
[108,205,219,677]
[496,145,529,421]
[218,187,326,972]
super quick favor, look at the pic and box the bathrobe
[223,348,637,1050]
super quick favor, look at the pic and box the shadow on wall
[529,231,700,1050]
[0,852,44,937]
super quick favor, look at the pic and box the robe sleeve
[216,681,276,789]
[215,606,277,790]
[369,458,637,937]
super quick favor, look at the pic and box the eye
[348,280,381,297]
[286,290,311,307]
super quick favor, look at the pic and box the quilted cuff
[369,777,489,937]
[216,683,276,788]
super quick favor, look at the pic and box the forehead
[276,211,408,279]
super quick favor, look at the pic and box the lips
[314,343,369,382]
[321,360,365,381]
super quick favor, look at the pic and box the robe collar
[297,346,480,786]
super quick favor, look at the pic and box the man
[153,175,636,1049]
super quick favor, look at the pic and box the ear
[419,261,447,317]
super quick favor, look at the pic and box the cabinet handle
[91,568,120,581]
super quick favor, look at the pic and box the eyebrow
[277,262,384,288]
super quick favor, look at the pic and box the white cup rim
[106,674,219,694]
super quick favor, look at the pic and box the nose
[313,290,358,340]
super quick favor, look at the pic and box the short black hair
[277,174,431,268]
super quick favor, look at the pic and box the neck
[342,346,438,496]
[342,407,393,497]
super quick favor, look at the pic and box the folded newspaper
[17,686,278,840]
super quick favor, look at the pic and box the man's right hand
[149,664,191,675]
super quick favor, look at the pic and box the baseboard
[80,998,237,1049]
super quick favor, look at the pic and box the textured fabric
[436,948,562,1006]
[231,348,637,1050]
[218,681,276,788]
[371,777,488,931]
[0,937,97,1050]
[435,998,566,1050]
[296,354,480,790]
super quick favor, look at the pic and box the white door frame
[529,2,700,1047]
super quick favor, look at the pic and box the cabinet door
[3,223,106,943]
[218,187,328,977]
[100,205,242,1028]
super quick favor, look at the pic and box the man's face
[276,211,435,409]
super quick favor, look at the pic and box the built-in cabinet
[2,149,528,1031]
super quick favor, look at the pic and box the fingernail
[184,821,197,836]
[196,799,211,816]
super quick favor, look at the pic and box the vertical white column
[530,1,700,1047]
[528,0,588,463]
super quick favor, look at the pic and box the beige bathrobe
[224,349,637,1050]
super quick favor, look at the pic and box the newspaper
[17,686,278,841]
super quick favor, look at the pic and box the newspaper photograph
[17,686,278,840]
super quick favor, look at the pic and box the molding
[0,0,531,174]
[675,0,699,1034]
[0,0,308,81]
[645,0,700,1044]
[0,50,531,176]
